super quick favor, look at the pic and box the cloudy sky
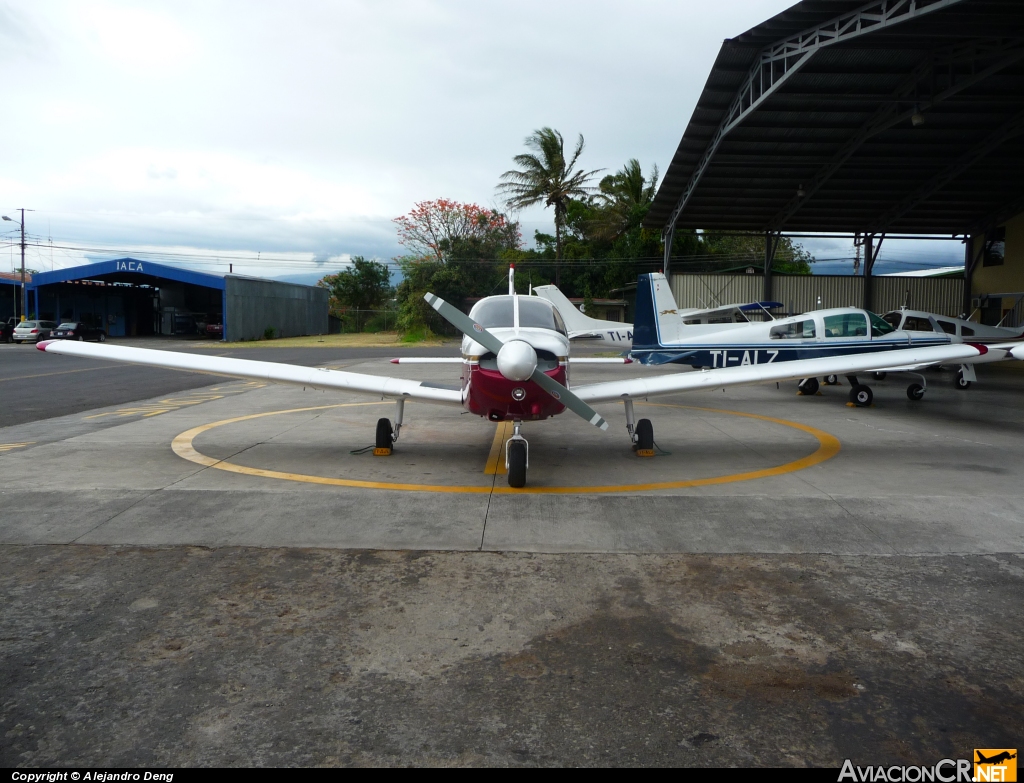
[0,0,964,282]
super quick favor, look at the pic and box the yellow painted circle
[172,401,841,494]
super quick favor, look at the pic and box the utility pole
[2,209,29,320]
[19,208,25,320]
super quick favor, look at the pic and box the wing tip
[390,358,399,364]
[36,339,55,352]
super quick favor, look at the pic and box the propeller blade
[529,368,609,431]
[423,292,505,355]
[424,291,608,431]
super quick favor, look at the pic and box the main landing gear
[624,399,654,457]
[374,398,405,456]
[800,375,873,405]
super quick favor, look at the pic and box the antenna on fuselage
[509,264,515,296]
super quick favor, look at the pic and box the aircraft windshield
[470,296,566,335]
[882,312,902,329]
[868,311,895,337]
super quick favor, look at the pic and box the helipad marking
[172,402,840,494]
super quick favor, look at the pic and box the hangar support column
[764,231,780,303]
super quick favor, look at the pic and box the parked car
[205,322,223,338]
[1,317,17,343]
[13,320,58,343]
[51,321,107,342]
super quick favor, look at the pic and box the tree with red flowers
[393,199,520,262]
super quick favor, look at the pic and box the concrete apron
[1,358,1023,555]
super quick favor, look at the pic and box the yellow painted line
[172,403,840,495]
[0,442,35,452]
[484,421,513,475]
[0,365,121,382]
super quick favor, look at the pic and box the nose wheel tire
[849,385,873,407]
[955,371,971,390]
[507,440,527,488]
[907,383,925,401]
[824,374,839,385]
[798,377,819,395]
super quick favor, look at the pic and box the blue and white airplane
[630,272,1014,406]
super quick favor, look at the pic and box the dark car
[205,322,223,338]
[1,317,16,343]
[51,321,107,342]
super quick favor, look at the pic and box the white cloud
[2,0,831,277]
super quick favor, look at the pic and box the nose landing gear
[506,420,528,488]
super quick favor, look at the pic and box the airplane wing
[572,343,1009,404]
[390,356,632,364]
[37,340,464,406]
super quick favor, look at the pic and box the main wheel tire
[849,385,873,407]
[956,371,971,390]
[907,383,925,401]
[799,377,819,395]
[635,418,654,452]
[873,371,887,380]
[824,374,839,385]
[507,440,527,488]
[375,417,393,449]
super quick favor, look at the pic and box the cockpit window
[868,311,895,337]
[882,312,901,329]
[907,316,937,332]
[519,297,566,334]
[769,319,815,339]
[470,296,514,328]
[468,295,566,335]
[823,313,868,338]
[936,319,957,335]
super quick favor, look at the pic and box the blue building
[27,259,327,341]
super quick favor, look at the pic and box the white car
[13,320,58,343]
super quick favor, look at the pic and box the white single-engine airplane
[879,308,1024,389]
[36,269,1020,488]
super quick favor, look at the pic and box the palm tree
[597,158,659,239]
[497,128,601,282]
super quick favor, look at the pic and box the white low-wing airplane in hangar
[629,273,1022,405]
[37,269,1020,488]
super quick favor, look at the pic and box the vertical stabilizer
[633,273,683,348]
[533,284,596,333]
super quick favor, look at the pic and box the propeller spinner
[423,292,609,431]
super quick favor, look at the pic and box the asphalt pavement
[0,338,461,428]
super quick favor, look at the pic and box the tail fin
[533,284,613,335]
[633,273,683,348]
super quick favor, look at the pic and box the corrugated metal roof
[28,259,227,290]
[646,0,1024,235]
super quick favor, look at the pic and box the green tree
[596,158,659,240]
[699,233,814,275]
[497,127,601,283]
[318,257,392,329]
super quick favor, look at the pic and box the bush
[400,325,435,343]
[263,326,276,340]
